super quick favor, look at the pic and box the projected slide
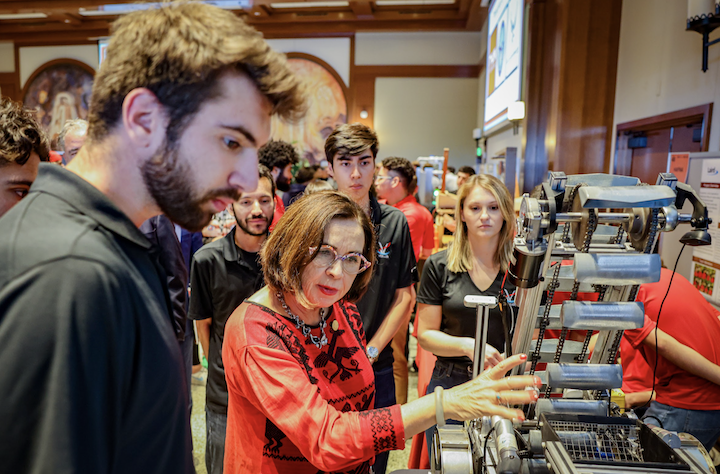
[484,0,523,131]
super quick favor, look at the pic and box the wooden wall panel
[0,72,19,101]
[523,0,622,192]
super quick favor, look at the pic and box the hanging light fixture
[686,0,720,72]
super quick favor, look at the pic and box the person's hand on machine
[462,339,505,369]
[444,354,540,422]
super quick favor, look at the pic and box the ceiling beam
[464,0,485,30]
[349,0,374,20]
[0,19,109,34]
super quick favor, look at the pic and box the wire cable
[640,243,686,409]
[482,424,497,474]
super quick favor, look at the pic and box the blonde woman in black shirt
[416,174,517,454]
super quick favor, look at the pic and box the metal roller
[530,340,585,364]
[573,253,661,285]
[560,301,645,330]
[565,174,640,187]
[432,425,473,474]
[535,305,562,329]
[546,265,596,293]
[576,185,676,209]
[492,416,521,474]
[535,399,608,417]
[520,458,551,474]
[546,363,623,390]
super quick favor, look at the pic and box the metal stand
[464,295,497,379]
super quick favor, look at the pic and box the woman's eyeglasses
[309,245,372,275]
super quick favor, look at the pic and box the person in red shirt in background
[375,157,434,262]
[375,156,434,405]
[258,139,299,230]
[549,261,720,448]
[620,267,720,450]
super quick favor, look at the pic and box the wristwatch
[366,346,379,364]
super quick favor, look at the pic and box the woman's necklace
[276,292,328,349]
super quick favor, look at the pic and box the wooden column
[523,0,623,192]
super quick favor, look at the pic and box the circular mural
[22,60,94,148]
[270,55,347,165]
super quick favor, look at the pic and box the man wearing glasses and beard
[189,165,275,474]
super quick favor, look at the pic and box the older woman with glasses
[222,190,540,474]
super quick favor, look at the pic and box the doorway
[615,104,712,184]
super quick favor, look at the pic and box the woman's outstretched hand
[444,354,540,422]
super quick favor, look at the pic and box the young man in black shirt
[0,4,304,473]
[325,123,416,474]
[189,166,274,474]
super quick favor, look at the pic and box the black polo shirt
[188,228,264,415]
[417,249,515,366]
[356,195,416,369]
[0,164,193,473]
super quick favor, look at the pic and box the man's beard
[141,143,240,232]
[276,172,291,192]
[236,215,269,237]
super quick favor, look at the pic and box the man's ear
[326,161,334,178]
[271,167,281,181]
[121,88,168,153]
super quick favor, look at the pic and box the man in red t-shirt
[544,263,720,447]
[258,139,298,230]
[621,268,720,449]
[375,156,433,405]
[375,157,434,262]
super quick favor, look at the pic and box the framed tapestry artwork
[270,53,348,165]
[22,59,95,148]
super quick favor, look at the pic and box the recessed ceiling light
[0,12,48,20]
[375,0,454,5]
[271,1,349,8]
[78,1,251,16]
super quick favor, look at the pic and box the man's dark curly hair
[258,139,299,171]
[381,156,417,193]
[0,97,50,166]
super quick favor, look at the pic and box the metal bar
[512,232,557,376]
[472,305,490,379]
[555,212,632,223]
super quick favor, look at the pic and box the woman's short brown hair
[261,191,376,307]
[88,2,306,143]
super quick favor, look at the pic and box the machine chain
[560,184,582,243]
[601,209,660,372]
[643,208,660,254]
[575,284,608,363]
[546,207,596,397]
[529,263,562,375]
[609,225,625,245]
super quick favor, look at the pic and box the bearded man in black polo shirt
[189,165,274,474]
[325,123,417,474]
[0,4,304,473]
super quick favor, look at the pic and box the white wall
[0,42,14,73]
[356,32,483,168]
[355,32,483,65]
[612,0,720,162]
[374,77,479,168]
[614,0,720,280]
[19,45,98,88]
[267,37,350,87]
